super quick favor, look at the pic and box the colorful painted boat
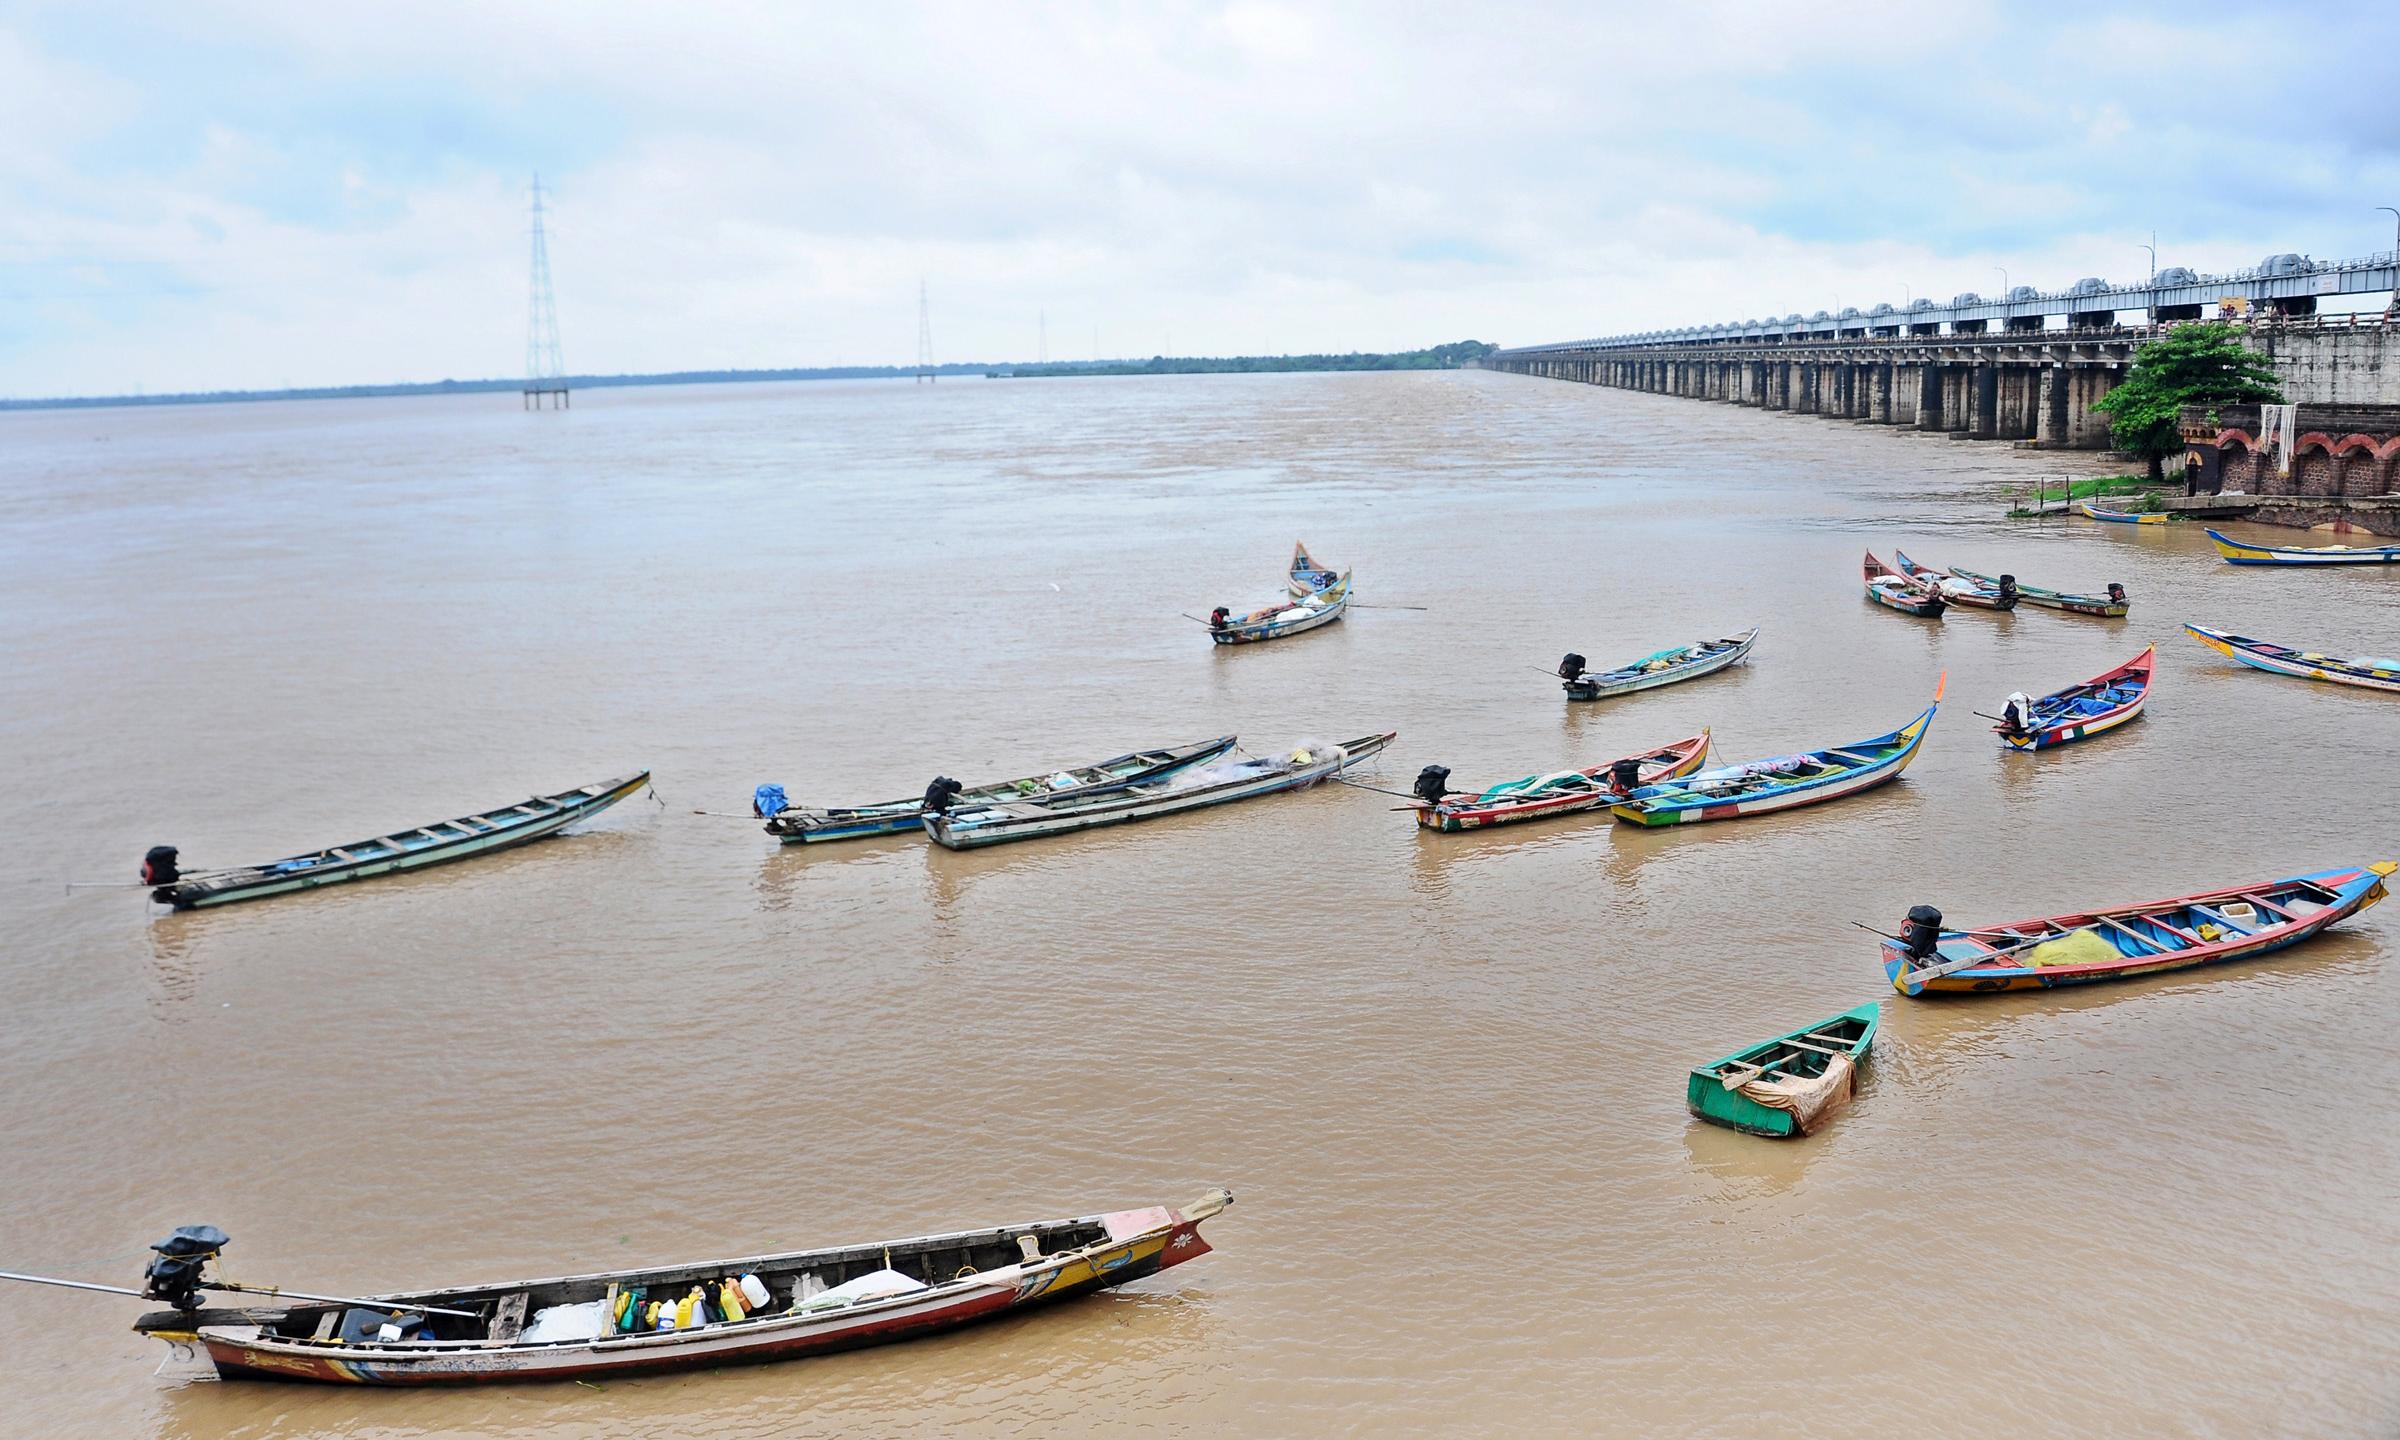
[1411,732,1710,832]
[1863,551,1944,617]
[2183,624,2400,694]
[761,736,1237,844]
[1287,541,1341,596]
[1881,864,2393,996]
[925,732,1396,848]
[129,1190,1231,1386]
[1892,550,2018,611]
[1559,629,1758,701]
[144,773,651,910]
[2080,501,2167,524]
[1687,1004,1879,1138]
[2206,528,2400,565]
[1950,565,2129,618]
[1995,645,2154,751]
[1612,679,1942,827]
[1210,573,1350,645]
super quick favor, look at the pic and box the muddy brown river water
[3,370,2396,1436]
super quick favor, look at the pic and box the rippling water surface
[3,371,2396,1437]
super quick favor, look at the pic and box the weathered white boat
[759,736,1237,843]
[144,773,651,910]
[1559,629,1757,701]
[1209,573,1351,645]
[924,732,1396,847]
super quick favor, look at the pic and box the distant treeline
[0,341,1501,412]
[998,340,1496,378]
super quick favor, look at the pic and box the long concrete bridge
[1490,250,2400,449]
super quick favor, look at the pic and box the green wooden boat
[1686,1003,1879,1138]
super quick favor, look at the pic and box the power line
[524,175,568,409]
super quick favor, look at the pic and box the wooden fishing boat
[1881,864,2393,996]
[1210,573,1350,645]
[1995,645,2154,751]
[1950,565,2129,618]
[1863,551,1944,617]
[760,736,1237,844]
[128,1190,1231,1386]
[2080,501,2167,524]
[1287,541,1341,596]
[1687,1004,1878,1138]
[143,773,650,911]
[2183,625,2400,694]
[1611,679,1942,827]
[924,732,1396,848]
[1559,629,1758,701]
[1411,732,1709,832]
[1892,550,2018,611]
[2206,527,2400,565]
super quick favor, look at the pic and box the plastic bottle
[717,1279,746,1321]
[739,1274,772,1310]
[674,1293,696,1330]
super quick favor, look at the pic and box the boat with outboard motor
[1994,645,2154,751]
[1893,550,2018,611]
[141,772,651,910]
[1558,629,1758,701]
[2183,624,2400,694]
[1209,574,1351,644]
[1881,865,2393,996]
[1408,732,1710,831]
[2205,528,2400,565]
[758,736,1237,843]
[1611,678,1942,827]
[1949,565,2129,618]
[117,1190,1230,1385]
[1863,551,1944,617]
[1287,541,1340,596]
[1687,1004,1879,1138]
[924,732,1396,847]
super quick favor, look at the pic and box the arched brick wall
[2296,446,2338,498]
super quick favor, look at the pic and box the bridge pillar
[1914,365,1943,429]
[1967,365,1999,437]
[2066,367,2118,447]
[1995,367,2038,439]
[1865,363,1893,423]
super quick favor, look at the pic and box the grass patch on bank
[2008,474,2167,518]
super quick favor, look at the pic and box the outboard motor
[1997,573,2019,604]
[2105,582,2127,605]
[1609,758,1644,794]
[921,776,965,816]
[142,1226,228,1313]
[1412,766,1452,807]
[1900,905,1944,963]
[2001,692,2034,736]
[140,846,180,887]
[751,784,789,820]
[1557,652,1587,682]
[1209,606,1231,630]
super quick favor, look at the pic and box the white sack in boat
[797,1268,930,1309]
[1736,1052,1855,1135]
[520,1299,612,1343]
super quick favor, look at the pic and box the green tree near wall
[2093,323,2284,483]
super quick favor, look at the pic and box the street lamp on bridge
[2379,206,2400,317]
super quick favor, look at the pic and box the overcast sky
[5,1,2398,396]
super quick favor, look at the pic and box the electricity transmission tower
[524,175,568,409]
[1039,308,1048,364]
[917,280,935,383]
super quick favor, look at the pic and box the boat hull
[1563,630,1757,701]
[1416,733,1709,831]
[1893,550,2017,610]
[1612,698,1938,827]
[1999,645,2154,752]
[156,773,651,910]
[1883,865,2392,996]
[2184,625,2400,695]
[1213,573,1351,645]
[766,737,1237,844]
[1687,1004,1879,1138]
[2082,502,2165,524]
[1949,567,2127,617]
[2206,528,2400,565]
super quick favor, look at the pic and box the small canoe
[2081,501,2166,524]
[1412,731,1710,831]
[761,736,1237,844]
[1893,550,2018,611]
[1882,864,2394,996]
[1211,573,1350,645]
[145,773,650,911]
[1560,629,1758,701]
[2206,528,2400,565]
[1688,1004,1879,1138]
[925,732,1396,848]
[1950,565,2129,618]
[1613,679,1942,827]
[1287,541,1341,596]
[1996,645,2154,751]
[2183,624,2400,694]
[1863,551,1944,617]
[131,1189,1231,1386]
